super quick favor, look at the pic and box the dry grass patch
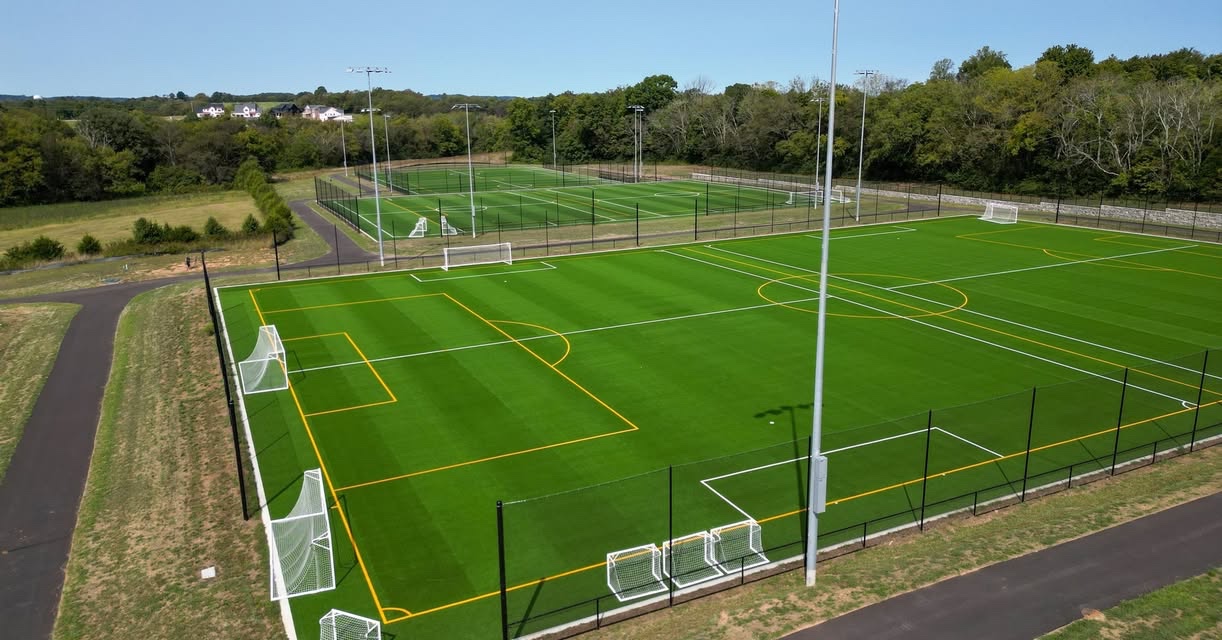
[54,284,279,640]
[0,303,79,481]
[1043,569,1221,639]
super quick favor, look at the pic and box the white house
[303,105,347,121]
[195,103,226,118]
[232,102,262,118]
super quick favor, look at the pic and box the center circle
[757,273,969,319]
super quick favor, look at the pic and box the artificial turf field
[216,216,1222,639]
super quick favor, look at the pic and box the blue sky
[1,0,1218,98]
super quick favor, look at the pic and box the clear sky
[2,0,1218,98]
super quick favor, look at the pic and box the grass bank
[1043,569,1220,639]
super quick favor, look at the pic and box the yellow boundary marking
[755,272,969,319]
[490,319,572,366]
[246,290,401,621]
[278,333,398,417]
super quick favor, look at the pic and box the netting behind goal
[663,532,724,589]
[238,325,288,394]
[710,520,769,573]
[606,544,668,602]
[320,609,381,640]
[270,469,335,600]
[981,202,1019,224]
[785,187,850,206]
[442,242,512,271]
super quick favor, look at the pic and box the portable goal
[408,217,428,238]
[270,469,335,600]
[238,325,288,394]
[319,609,381,640]
[980,202,1019,224]
[442,242,513,271]
[710,520,769,573]
[786,187,849,206]
[662,531,724,589]
[606,544,668,602]
[440,214,460,236]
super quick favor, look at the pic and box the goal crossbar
[663,531,724,589]
[442,242,512,271]
[269,469,335,600]
[710,519,769,573]
[238,324,288,394]
[980,201,1019,224]
[319,609,381,640]
[606,543,668,602]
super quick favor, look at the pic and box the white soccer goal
[981,201,1019,224]
[270,469,335,600]
[710,520,769,573]
[320,609,381,640]
[606,544,668,602]
[408,217,428,238]
[439,214,460,236]
[238,325,288,394]
[785,190,820,206]
[442,242,513,271]
[662,531,724,589]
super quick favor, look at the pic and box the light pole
[452,103,482,237]
[806,0,840,588]
[628,105,645,182]
[854,69,877,222]
[382,113,392,187]
[812,93,826,196]
[549,109,558,168]
[347,66,390,266]
[339,118,349,176]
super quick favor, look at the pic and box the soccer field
[216,216,1222,639]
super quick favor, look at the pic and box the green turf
[216,217,1222,639]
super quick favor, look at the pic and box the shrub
[3,235,66,266]
[203,216,229,238]
[240,214,261,235]
[77,234,102,255]
[132,217,164,244]
[165,224,200,243]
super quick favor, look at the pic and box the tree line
[0,45,1217,208]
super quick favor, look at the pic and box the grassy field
[54,284,278,640]
[0,303,79,482]
[1043,568,1221,640]
[217,216,1221,638]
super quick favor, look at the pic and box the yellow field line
[282,332,347,342]
[491,319,572,366]
[344,332,398,402]
[305,399,398,418]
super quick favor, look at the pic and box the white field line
[933,427,1003,458]
[410,262,556,282]
[518,189,616,221]
[283,293,823,376]
[669,248,1194,406]
[804,226,918,240]
[888,244,1196,289]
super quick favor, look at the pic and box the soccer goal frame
[710,519,769,573]
[238,324,288,394]
[441,242,513,271]
[606,543,668,602]
[408,217,428,238]
[981,201,1019,224]
[319,609,381,640]
[269,469,335,600]
[662,531,724,589]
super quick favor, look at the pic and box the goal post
[442,242,513,271]
[981,201,1019,224]
[662,531,724,589]
[238,325,288,394]
[270,469,335,600]
[606,544,668,602]
[319,609,381,640]
[710,520,769,573]
[408,217,428,238]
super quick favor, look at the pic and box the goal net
[606,544,668,602]
[238,325,288,394]
[663,532,724,589]
[408,217,428,238]
[442,242,512,271]
[710,520,769,573]
[319,609,381,640]
[981,202,1019,224]
[270,469,335,600]
[785,187,850,206]
[439,214,459,236]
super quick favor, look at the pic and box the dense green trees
[0,46,1217,207]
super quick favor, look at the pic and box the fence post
[272,228,281,281]
[668,465,674,607]
[1055,196,1062,224]
[497,501,509,640]
[919,410,933,530]
[636,204,641,246]
[333,225,340,275]
[1020,386,1037,501]
[1111,368,1130,474]
[936,184,942,216]
[201,252,249,521]
[391,220,398,269]
[1190,351,1209,451]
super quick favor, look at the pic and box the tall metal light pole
[806,0,840,588]
[347,66,390,266]
[628,105,645,182]
[382,113,393,186]
[452,103,482,237]
[853,69,877,222]
[549,109,558,168]
[339,118,349,176]
[812,93,826,194]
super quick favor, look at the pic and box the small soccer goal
[408,217,428,238]
[785,190,820,206]
[238,325,288,394]
[981,201,1019,224]
[440,214,460,236]
[442,242,513,271]
[606,543,668,602]
[663,531,724,589]
[319,609,381,640]
[270,469,335,600]
[710,520,769,573]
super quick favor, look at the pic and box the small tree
[28,236,66,261]
[77,234,102,255]
[132,217,164,245]
[240,214,261,235]
[203,216,229,238]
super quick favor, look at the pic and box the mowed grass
[217,217,1222,638]
[1043,568,1221,640]
[0,303,79,482]
[54,284,279,640]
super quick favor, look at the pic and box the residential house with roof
[195,103,226,118]
[232,102,262,118]
[270,103,302,118]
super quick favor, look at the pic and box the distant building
[232,102,261,118]
[270,103,302,118]
[303,105,347,121]
[195,103,226,118]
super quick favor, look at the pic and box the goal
[238,325,288,394]
[442,242,513,271]
[439,214,460,236]
[662,531,724,589]
[981,202,1019,224]
[606,544,668,602]
[270,469,335,600]
[709,520,769,573]
[408,217,428,238]
[785,187,850,206]
[319,609,380,640]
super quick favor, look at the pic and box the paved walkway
[789,490,1222,640]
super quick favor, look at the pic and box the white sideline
[804,226,917,240]
[411,262,556,282]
